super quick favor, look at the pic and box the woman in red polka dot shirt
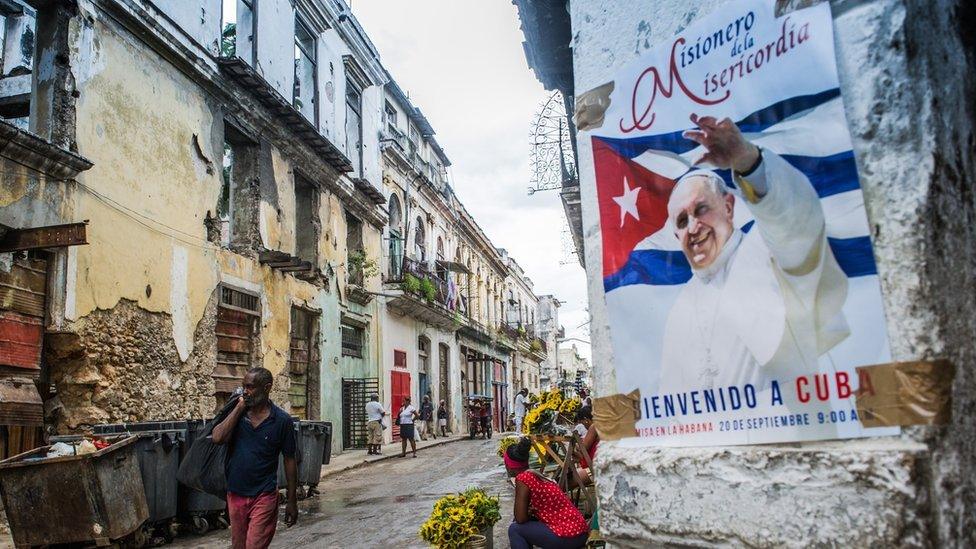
[505,439,589,549]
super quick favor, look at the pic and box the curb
[320,435,468,479]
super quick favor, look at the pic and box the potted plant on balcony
[347,251,379,305]
[419,277,437,303]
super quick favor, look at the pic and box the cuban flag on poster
[584,0,898,446]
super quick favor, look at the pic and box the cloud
[353,0,592,363]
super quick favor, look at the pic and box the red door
[391,370,411,441]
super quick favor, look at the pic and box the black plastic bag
[177,394,241,498]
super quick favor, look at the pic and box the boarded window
[288,307,319,420]
[341,324,363,358]
[214,286,260,395]
[0,255,46,372]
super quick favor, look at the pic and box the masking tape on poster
[574,82,614,132]
[593,389,640,441]
[855,359,953,428]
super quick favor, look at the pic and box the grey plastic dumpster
[276,420,328,489]
[0,436,149,548]
[93,422,186,527]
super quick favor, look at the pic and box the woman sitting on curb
[505,440,589,549]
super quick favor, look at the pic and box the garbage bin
[93,422,187,528]
[276,420,331,490]
[180,419,228,534]
[0,436,149,547]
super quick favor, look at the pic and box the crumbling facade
[0,0,390,456]
[516,0,976,546]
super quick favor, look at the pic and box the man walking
[365,393,386,455]
[212,367,298,549]
[419,395,436,441]
[514,388,529,434]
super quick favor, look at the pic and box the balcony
[384,256,459,331]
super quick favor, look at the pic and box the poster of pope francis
[582,0,898,446]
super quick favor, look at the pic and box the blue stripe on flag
[596,88,841,159]
[714,150,861,199]
[603,232,877,292]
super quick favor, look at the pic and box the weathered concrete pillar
[572,0,976,545]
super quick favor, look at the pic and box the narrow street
[172,437,512,548]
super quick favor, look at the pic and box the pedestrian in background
[418,394,436,441]
[513,388,529,433]
[437,399,449,437]
[212,367,298,549]
[573,406,592,439]
[365,394,387,455]
[397,396,418,458]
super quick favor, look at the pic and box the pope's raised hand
[682,113,760,173]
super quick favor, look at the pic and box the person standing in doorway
[437,399,449,437]
[418,394,436,441]
[513,388,529,434]
[212,367,298,549]
[398,396,419,458]
[365,393,387,455]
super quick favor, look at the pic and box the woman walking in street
[437,399,449,437]
[419,395,436,441]
[505,440,590,549]
[397,396,419,458]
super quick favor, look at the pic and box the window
[346,211,364,285]
[384,101,397,127]
[221,0,254,61]
[435,237,445,281]
[215,286,260,398]
[345,81,363,176]
[413,217,426,262]
[293,17,317,124]
[0,2,35,130]
[341,324,364,358]
[295,174,318,265]
[388,194,403,280]
[218,141,233,246]
[216,123,257,247]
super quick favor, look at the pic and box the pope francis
[658,114,850,393]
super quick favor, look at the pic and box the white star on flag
[612,177,641,227]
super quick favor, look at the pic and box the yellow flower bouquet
[419,488,501,548]
[522,390,582,434]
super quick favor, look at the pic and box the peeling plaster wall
[571,0,976,545]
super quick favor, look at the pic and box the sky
[350,0,592,363]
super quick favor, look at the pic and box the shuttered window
[341,324,363,358]
[214,286,260,395]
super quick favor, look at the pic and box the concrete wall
[571,0,976,546]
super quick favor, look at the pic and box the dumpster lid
[0,377,42,426]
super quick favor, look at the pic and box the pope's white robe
[659,151,850,393]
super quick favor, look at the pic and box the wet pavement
[171,436,513,548]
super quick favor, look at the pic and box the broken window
[293,17,317,124]
[341,323,364,358]
[345,210,364,285]
[214,285,260,402]
[384,101,396,128]
[215,123,257,247]
[288,307,319,420]
[345,80,363,177]
[387,194,403,280]
[414,216,426,263]
[0,1,35,130]
[294,174,318,266]
[221,0,254,61]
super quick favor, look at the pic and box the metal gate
[341,377,378,449]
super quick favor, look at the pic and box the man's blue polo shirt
[225,402,297,496]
